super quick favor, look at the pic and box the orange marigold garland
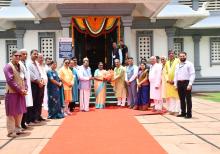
[72,16,118,37]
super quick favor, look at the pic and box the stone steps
[89,83,117,105]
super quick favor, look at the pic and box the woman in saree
[47,61,64,119]
[59,58,74,115]
[94,62,107,109]
[134,62,150,111]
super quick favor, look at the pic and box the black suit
[112,48,120,67]
[121,45,128,65]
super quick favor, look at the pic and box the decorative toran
[71,16,120,47]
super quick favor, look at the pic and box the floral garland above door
[72,16,119,37]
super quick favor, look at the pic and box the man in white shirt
[27,49,44,123]
[125,57,138,108]
[112,42,122,67]
[174,51,195,119]
[19,49,33,129]
[36,53,47,119]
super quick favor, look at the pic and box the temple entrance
[74,28,117,74]
[72,16,119,74]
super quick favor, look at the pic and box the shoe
[169,112,175,115]
[67,111,72,115]
[15,127,24,133]
[7,132,18,138]
[177,114,186,117]
[185,115,192,119]
[38,117,46,121]
[34,120,41,123]
[142,105,148,111]
[16,131,26,135]
[28,122,39,126]
[64,112,68,117]
[152,109,157,112]
[133,105,139,110]
[21,124,27,129]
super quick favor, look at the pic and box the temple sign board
[59,37,73,58]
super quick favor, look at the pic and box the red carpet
[41,107,167,154]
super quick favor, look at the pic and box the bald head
[114,59,120,67]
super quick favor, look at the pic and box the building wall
[0,39,18,80]
[200,36,220,77]
[23,30,38,57]
[0,30,64,81]
[131,29,168,65]
[129,29,137,64]
[1,30,220,81]
[153,29,168,57]
[183,36,194,63]
[24,30,63,67]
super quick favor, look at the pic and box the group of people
[93,49,195,120]
[111,50,195,120]
[3,49,78,137]
[3,44,195,138]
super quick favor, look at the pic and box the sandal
[7,132,18,138]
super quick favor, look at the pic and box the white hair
[150,56,156,60]
[160,56,166,59]
[19,49,27,52]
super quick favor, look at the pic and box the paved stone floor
[136,97,220,154]
[0,97,220,154]
[0,100,64,154]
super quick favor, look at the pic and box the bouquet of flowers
[104,69,114,82]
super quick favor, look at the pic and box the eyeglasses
[14,55,21,57]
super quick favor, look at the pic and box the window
[39,32,56,60]
[210,37,220,65]
[136,31,153,62]
[174,38,184,56]
[6,40,17,62]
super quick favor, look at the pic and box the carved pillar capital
[121,16,133,27]
[59,17,72,28]
[14,29,26,38]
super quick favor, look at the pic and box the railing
[179,0,220,11]
[0,0,12,7]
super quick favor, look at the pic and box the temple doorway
[74,28,117,74]
[72,16,119,74]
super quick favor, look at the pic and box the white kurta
[149,63,162,100]
[19,61,33,107]
[78,66,92,111]
[37,63,48,110]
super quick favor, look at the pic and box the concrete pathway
[136,97,220,154]
[0,100,64,154]
[0,97,220,154]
